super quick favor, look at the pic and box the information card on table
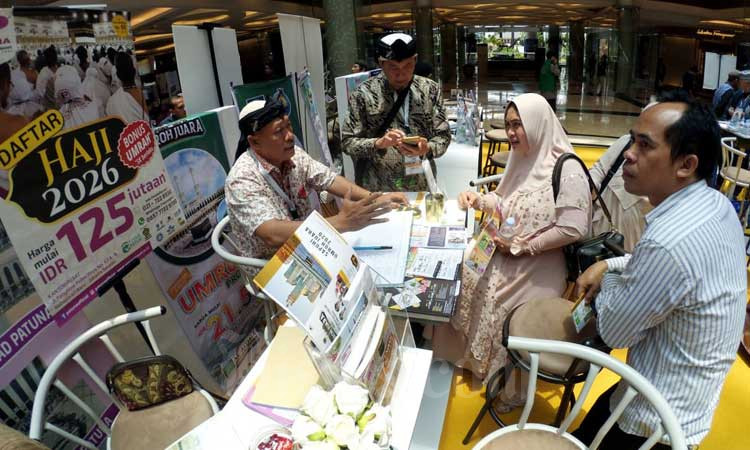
[0,116,185,322]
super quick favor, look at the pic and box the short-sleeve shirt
[224,147,337,276]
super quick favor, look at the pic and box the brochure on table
[253,211,402,404]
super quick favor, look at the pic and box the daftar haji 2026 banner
[0,114,185,323]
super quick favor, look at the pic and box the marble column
[323,0,359,79]
[441,22,457,86]
[615,1,637,96]
[568,20,585,94]
[457,25,466,73]
[414,0,435,70]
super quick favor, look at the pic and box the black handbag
[552,153,625,282]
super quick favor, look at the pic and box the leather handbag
[552,153,625,282]
[106,355,194,411]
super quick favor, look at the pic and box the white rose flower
[332,381,370,418]
[361,404,391,441]
[291,415,325,444]
[301,440,340,450]
[346,430,382,450]
[302,385,337,425]
[324,414,359,447]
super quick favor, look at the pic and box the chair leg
[462,400,491,445]
[462,367,507,444]
[554,383,575,427]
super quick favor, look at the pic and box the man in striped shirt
[573,91,746,448]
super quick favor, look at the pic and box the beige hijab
[494,93,578,237]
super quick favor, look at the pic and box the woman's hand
[458,191,481,210]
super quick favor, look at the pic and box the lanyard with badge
[396,91,422,176]
[248,150,300,220]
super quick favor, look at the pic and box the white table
[173,334,435,449]
[719,120,750,140]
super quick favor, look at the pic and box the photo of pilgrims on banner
[0,8,183,448]
[148,108,267,393]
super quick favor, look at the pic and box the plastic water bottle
[498,217,519,242]
[731,109,743,128]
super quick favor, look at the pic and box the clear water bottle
[731,109,743,128]
[498,216,522,255]
[498,216,519,242]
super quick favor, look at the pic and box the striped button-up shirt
[596,180,746,445]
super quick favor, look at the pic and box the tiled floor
[454,76,641,138]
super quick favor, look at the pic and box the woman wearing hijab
[55,65,99,130]
[433,93,592,411]
[5,69,43,118]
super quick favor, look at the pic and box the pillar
[457,26,466,69]
[548,24,561,58]
[323,0,359,79]
[441,23,457,86]
[568,20,585,94]
[414,0,434,70]
[477,43,488,84]
[615,1,637,96]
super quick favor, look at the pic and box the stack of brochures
[253,211,402,405]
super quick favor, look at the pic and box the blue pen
[353,246,393,251]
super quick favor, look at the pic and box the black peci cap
[376,33,416,62]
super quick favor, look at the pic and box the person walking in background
[539,50,560,112]
[596,53,608,96]
[586,51,597,95]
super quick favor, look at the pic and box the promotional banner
[298,70,333,167]
[231,76,304,147]
[149,111,266,392]
[0,306,118,450]
[0,9,16,64]
[0,115,184,322]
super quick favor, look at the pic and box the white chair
[720,136,750,198]
[29,306,220,450]
[473,336,687,450]
[211,215,278,341]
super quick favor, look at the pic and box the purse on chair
[552,153,625,282]
[106,355,194,411]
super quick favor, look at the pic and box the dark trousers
[572,384,671,450]
[546,97,557,113]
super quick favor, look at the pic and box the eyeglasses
[505,120,523,131]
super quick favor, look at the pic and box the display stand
[96,258,155,354]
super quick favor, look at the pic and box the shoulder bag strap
[597,137,631,193]
[552,152,615,228]
[356,78,414,184]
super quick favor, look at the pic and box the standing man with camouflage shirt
[342,33,451,192]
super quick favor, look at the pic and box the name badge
[404,155,422,176]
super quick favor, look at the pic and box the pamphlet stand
[303,304,414,407]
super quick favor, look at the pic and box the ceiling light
[173,14,230,26]
[131,7,173,28]
[134,33,172,44]
[515,5,540,10]
[244,11,261,18]
[700,19,743,28]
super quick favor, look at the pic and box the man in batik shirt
[342,33,451,192]
[225,93,407,277]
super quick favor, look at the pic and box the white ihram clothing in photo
[106,88,146,124]
[55,65,99,130]
[83,66,111,117]
[6,69,43,118]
